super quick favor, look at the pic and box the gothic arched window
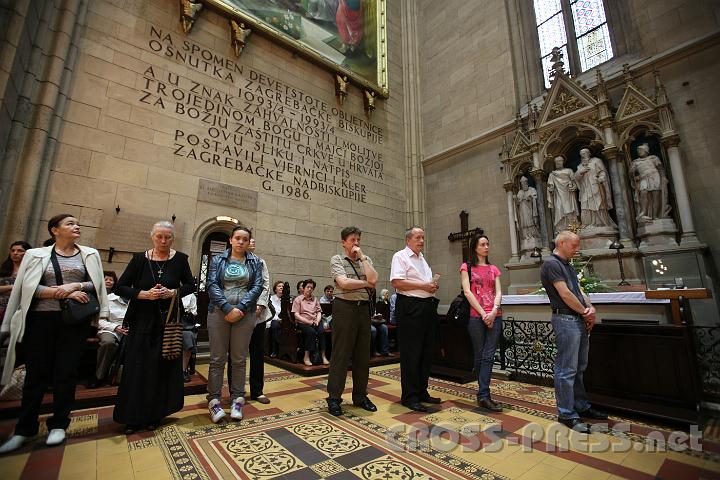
[534,0,614,88]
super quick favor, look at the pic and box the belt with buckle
[552,308,581,316]
[335,297,370,306]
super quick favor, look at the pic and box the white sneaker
[230,397,245,420]
[46,429,66,446]
[0,435,29,453]
[208,399,226,423]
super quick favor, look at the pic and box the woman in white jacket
[0,214,109,453]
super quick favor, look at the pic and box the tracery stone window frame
[532,0,616,88]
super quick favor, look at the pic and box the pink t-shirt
[460,263,502,317]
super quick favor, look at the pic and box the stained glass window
[572,0,613,70]
[534,0,613,88]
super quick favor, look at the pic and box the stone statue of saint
[547,156,579,233]
[575,148,616,228]
[514,176,540,241]
[630,143,671,223]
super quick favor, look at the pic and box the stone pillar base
[637,218,678,248]
[519,237,541,260]
[579,226,617,250]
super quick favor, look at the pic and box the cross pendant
[157,268,163,277]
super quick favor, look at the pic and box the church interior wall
[423,138,513,301]
[420,0,720,304]
[0,0,410,294]
[416,0,518,160]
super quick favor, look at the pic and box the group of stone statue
[513,143,672,250]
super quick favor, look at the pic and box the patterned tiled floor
[0,363,718,479]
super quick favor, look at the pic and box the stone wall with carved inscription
[43,0,407,289]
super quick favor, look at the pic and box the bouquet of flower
[533,256,614,294]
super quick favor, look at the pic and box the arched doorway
[196,231,230,341]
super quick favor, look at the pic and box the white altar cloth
[502,292,669,305]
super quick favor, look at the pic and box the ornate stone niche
[501,52,703,292]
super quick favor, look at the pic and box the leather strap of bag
[344,256,375,316]
[49,248,65,290]
[50,247,90,289]
[165,290,179,325]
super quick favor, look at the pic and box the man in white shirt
[390,227,441,412]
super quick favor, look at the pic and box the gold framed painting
[205,0,388,98]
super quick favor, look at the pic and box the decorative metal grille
[198,254,209,292]
[503,317,557,386]
[693,324,720,401]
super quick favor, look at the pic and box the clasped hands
[224,308,245,323]
[54,283,88,303]
[482,307,499,328]
[114,325,129,336]
[582,305,597,332]
[139,284,175,301]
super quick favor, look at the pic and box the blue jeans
[370,323,389,355]
[467,315,502,400]
[551,313,591,419]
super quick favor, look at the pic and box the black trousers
[15,311,87,436]
[396,294,438,405]
[326,299,371,402]
[248,321,266,398]
[298,323,325,352]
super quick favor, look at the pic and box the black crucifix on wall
[447,211,483,262]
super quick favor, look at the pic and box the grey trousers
[96,332,119,380]
[207,309,256,401]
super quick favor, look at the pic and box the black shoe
[327,400,343,417]
[402,402,428,412]
[558,417,591,433]
[353,397,377,412]
[88,378,103,389]
[270,352,278,358]
[477,397,503,412]
[578,407,608,420]
[420,395,442,405]
[124,425,140,435]
[183,371,191,383]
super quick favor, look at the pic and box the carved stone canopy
[501,64,683,256]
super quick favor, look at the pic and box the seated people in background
[291,279,328,366]
[269,281,283,357]
[375,288,390,320]
[92,271,128,388]
[370,322,390,356]
[182,292,198,382]
[319,285,334,304]
[0,241,32,327]
[295,280,303,299]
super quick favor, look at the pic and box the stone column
[663,136,698,243]
[401,0,425,228]
[604,148,633,242]
[530,169,550,250]
[0,0,88,248]
[504,185,519,260]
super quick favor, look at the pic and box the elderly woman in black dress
[113,220,195,433]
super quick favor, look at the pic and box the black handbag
[447,262,472,328]
[49,249,100,325]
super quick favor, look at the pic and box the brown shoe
[478,397,503,412]
[252,395,271,404]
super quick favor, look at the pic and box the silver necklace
[150,249,169,278]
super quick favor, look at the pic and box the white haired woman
[0,214,109,453]
[112,220,195,433]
